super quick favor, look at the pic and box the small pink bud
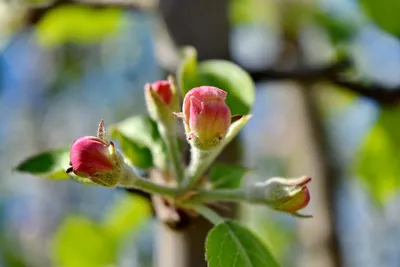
[246,176,312,217]
[66,136,124,187]
[145,78,179,128]
[151,80,173,105]
[68,136,113,178]
[181,86,231,150]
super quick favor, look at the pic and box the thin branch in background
[330,77,400,106]
[248,58,351,82]
[249,59,400,106]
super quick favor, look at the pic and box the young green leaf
[177,47,200,95]
[210,163,250,189]
[110,129,153,169]
[15,148,71,180]
[15,148,98,185]
[178,47,255,115]
[110,115,167,170]
[206,220,281,267]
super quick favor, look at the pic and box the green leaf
[210,163,249,189]
[354,108,400,206]
[178,47,255,115]
[15,148,70,180]
[110,129,153,169]
[206,220,281,267]
[103,194,151,240]
[53,216,117,267]
[360,0,400,37]
[111,115,167,170]
[177,47,200,96]
[36,4,122,47]
[16,148,98,185]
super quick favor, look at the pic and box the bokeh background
[1,0,400,266]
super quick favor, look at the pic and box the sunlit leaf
[15,148,70,179]
[360,0,400,37]
[36,4,122,47]
[355,107,400,206]
[210,163,249,189]
[103,194,151,240]
[206,220,281,267]
[178,47,255,115]
[53,216,117,267]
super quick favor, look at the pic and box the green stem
[181,148,212,189]
[159,124,184,184]
[119,163,179,198]
[191,188,247,203]
[181,115,253,191]
[192,204,225,225]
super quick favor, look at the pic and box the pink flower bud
[145,78,179,128]
[151,80,173,105]
[66,136,125,187]
[246,176,312,217]
[68,136,113,178]
[181,86,231,150]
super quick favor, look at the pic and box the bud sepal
[245,176,312,217]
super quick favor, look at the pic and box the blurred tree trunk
[159,0,230,61]
[154,1,234,267]
[277,37,343,267]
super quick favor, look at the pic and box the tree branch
[249,58,351,82]
[330,77,400,105]
[249,59,400,106]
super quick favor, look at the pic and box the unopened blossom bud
[145,77,179,127]
[66,136,125,187]
[151,80,173,105]
[245,176,311,217]
[177,86,231,150]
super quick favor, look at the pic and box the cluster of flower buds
[245,176,311,216]
[175,86,232,150]
[66,76,312,217]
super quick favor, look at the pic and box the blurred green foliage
[53,194,151,267]
[229,0,278,26]
[360,0,400,37]
[355,108,400,206]
[35,5,122,46]
[209,163,249,189]
[312,11,358,45]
